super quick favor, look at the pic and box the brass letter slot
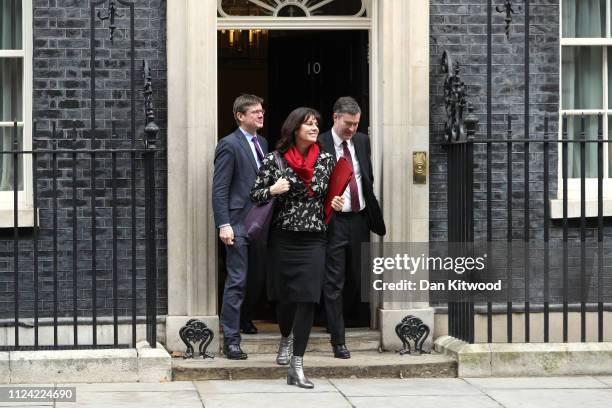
[413,151,427,184]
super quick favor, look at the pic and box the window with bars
[0,0,31,212]
[0,0,26,193]
[561,0,612,184]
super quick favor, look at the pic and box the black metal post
[90,0,106,347]
[143,60,159,348]
[524,147,530,343]
[90,148,97,346]
[144,125,159,348]
[486,0,493,343]
[33,121,39,349]
[523,0,530,344]
[562,116,569,343]
[111,122,119,347]
[506,114,513,343]
[52,122,59,346]
[597,115,604,342]
[580,116,586,342]
[543,116,550,343]
[72,123,79,347]
[13,120,19,347]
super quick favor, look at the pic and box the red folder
[324,156,354,224]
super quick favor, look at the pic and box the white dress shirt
[239,127,262,168]
[331,129,365,212]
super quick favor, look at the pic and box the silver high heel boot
[287,356,314,389]
[276,335,293,365]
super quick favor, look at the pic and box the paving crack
[329,378,356,408]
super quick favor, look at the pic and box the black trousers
[240,239,267,325]
[324,211,370,345]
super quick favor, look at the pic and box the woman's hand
[331,196,345,211]
[270,177,290,196]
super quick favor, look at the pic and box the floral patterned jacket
[250,150,334,232]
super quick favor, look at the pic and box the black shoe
[240,320,258,334]
[223,344,248,360]
[333,344,351,359]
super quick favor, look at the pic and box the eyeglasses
[245,109,265,116]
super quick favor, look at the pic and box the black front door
[268,30,371,328]
[267,30,369,147]
[216,29,371,327]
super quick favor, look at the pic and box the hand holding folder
[324,156,354,224]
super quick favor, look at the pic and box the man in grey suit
[213,94,268,359]
[319,97,385,359]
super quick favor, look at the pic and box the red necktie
[342,141,360,212]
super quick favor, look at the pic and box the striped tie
[251,135,264,165]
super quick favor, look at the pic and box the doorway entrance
[217,29,371,330]
[218,30,369,144]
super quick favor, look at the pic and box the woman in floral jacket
[250,107,344,389]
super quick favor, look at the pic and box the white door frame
[165,0,430,353]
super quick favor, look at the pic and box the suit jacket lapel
[321,131,337,165]
[353,134,370,183]
[235,129,259,174]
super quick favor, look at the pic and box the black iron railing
[0,119,160,351]
[0,0,161,350]
[442,114,611,344]
[439,0,611,344]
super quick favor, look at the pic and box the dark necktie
[251,135,265,165]
[342,141,360,212]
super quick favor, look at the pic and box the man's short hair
[333,96,361,116]
[233,94,264,124]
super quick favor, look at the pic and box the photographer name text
[372,279,502,291]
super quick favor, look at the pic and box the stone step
[222,328,380,354]
[173,351,457,381]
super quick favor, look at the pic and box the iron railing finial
[495,0,521,40]
[143,60,159,149]
[97,0,123,42]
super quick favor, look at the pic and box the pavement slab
[464,376,608,390]
[594,376,612,386]
[329,378,482,396]
[199,392,351,408]
[55,390,203,408]
[195,378,337,394]
[1,376,611,407]
[55,381,196,393]
[348,395,503,408]
[485,389,612,408]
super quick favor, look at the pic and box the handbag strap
[273,150,286,172]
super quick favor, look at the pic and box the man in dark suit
[319,96,385,359]
[213,94,268,359]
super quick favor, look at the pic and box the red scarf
[284,143,319,197]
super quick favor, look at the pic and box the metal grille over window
[561,0,612,180]
[0,0,24,192]
[0,0,162,353]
